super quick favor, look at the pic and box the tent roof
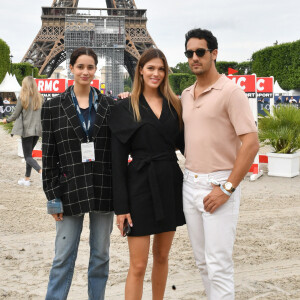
[274,81,288,94]
[0,73,21,93]
[289,89,300,96]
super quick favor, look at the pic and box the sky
[0,0,299,69]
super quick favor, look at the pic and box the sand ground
[0,125,299,300]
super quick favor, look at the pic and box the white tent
[274,80,289,95]
[288,89,300,96]
[0,72,21,98]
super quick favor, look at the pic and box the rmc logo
[35,79,66,93]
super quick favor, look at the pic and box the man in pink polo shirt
[182,28,259,299]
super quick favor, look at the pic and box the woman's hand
[117,92,131,99]
[116,213,133,236]
[2,119,7,124]
[52,213,63,221]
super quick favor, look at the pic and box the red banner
[256,77,274,98]
[68,79,100,89]
[227,75,256,98]
[35,79,66,94]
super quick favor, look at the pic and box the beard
[191,68,205,75]
[190,57,214,75]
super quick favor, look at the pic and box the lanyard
[71,86,94,142]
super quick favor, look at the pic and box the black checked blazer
[42,87,115,216]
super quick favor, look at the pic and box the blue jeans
[45,211,114,300]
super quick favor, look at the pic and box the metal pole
[9,55,13,74]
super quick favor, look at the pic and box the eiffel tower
[22,0,157,78]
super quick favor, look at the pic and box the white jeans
[183,169,240,300]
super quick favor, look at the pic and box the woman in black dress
[109,48,185,299]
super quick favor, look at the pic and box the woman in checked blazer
[42,47,114,300]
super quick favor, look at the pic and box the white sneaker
[18,178,31,187]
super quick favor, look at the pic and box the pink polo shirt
[181,74,257,174]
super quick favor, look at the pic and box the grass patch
[0,121,14,134]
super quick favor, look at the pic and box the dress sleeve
[108,99,140,143]
[111,133,131,215]
[109,99,141,215]
[175,126,185,155]
[42,99,62,201]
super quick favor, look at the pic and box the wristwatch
[223,182,236,193]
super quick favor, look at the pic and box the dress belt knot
[131,151,177,221]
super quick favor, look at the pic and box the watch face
[225,182,232,190]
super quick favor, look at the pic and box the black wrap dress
[109,95,185,236]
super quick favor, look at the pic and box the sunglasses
[184,48,212,59]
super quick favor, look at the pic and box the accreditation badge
[81,142,95,162]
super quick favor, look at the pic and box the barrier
[259,155,268,164]
[248,154,268,181]
[17,139,42,159]
[32,150,42,158]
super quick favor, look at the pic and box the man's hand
[52,213,63,221]
[203,185,230,213]
[117,92,130,99]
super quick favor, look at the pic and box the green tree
[237,61,252,75]
[169,73,196,95]
[171,62,192,74]
[180,75,196,92]
[216,61,252,75]
[0,39,46,86]
[124,75,132,92]
[171,60,253,76]
[216,61,239,74]
[12,63,44,84]
[251,40,300,90]
[0,39,10,83]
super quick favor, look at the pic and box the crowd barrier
[249,155,268,181]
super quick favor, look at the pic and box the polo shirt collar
[188,74,227,97]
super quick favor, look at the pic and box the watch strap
[229,186,236,192]
[220,184,232,196]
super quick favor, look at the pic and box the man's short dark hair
[185,28,218,51]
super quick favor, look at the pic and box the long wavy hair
[20,76,43,110]
[130,48,182,127]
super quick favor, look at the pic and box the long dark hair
[70,47,98,66]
